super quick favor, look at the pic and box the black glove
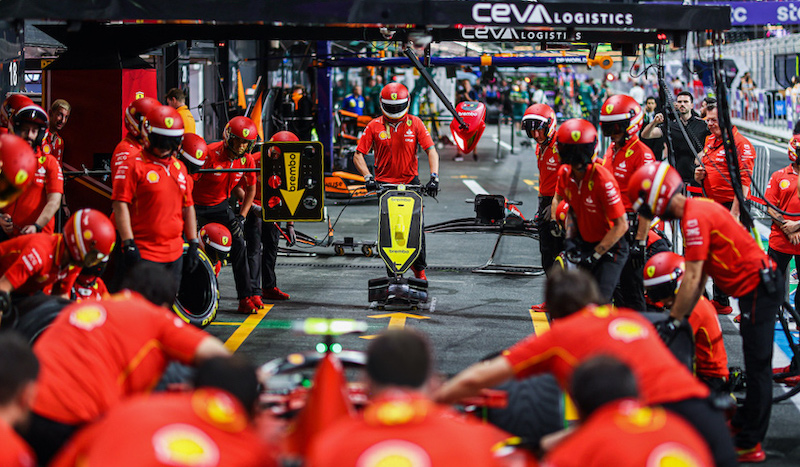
[548,219,563,238]
[231,215,245,238]
[578,250,602,271]
[122,239,141,266]
[630,240,646,270]
[425,174,440,197]
[184,239,200,274]
[655,317,682,345]
[364,174,379,192]
[286,223,296,247]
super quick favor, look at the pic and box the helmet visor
[557,142,595,166]
[149,133,183,154]
[644,281,677,303]
[601,121,627,136]
[81,248,110,268]
[522,117,551,139]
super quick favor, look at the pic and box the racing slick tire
[13,293,72,343]
[172,245,219,329]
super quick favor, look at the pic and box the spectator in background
[307,330,523,467]
[629,81,646,105]
[44,99,70,165]
[542,356,713,467]
[364,77,379,116]
[288,84,313,141]
[640,96,666,160]
[343,85,365,116]
[0,332,39,467]
[531,83,545,105]
[333,79,347,107]
[165,87,196,134]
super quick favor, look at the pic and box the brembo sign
[471,2,634,27]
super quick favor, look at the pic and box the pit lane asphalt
[206,123,800,465]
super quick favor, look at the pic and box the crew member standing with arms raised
[354,82,440,280]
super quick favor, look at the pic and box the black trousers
[734,270,784,449]
[536,196,562,275]
[613,215,645,311]
[195,201,252,300]
[24,412,80,466]
[768,247,800,311]
[245,210,281,293]
[662,398,738,467]
[109,237,183,295]
[576,236,628,303]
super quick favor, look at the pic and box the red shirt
[193,141,257,206]
[537,140,560,197]
[73,277,109,302]
[112,153,193,263]
[543,400,713,467]
[4,151,64,235]
[307,390,516,467]
[689,297,729,379]
[503,305,709,405]
[557,163,626,243]
[682,198,768,297]
[51,389,276,467]
[110,135,142,180]
[0,418,36,467]
[42,129,65,165]
[700,127,755,204]
[0,233,78,295]
[601,136,655,212]
[765,165,800,255]
[356,115,434,184]
[32,291,209,425]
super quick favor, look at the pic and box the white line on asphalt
[463,179,489,195]
[492,137,513,150]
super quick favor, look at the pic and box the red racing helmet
[178,133,208,173]
[0,133,36,208]
[628,162,684,219]
[555,200,570,227]
[199,222,232,265]
[13,104,49,149]
[643,251,685,303]
[555,118,597,167]
[0,94,33,128]
[599,94,644,139]
[521,104,557,144]
[789,135,800,163]
[223,116,258,157]
[270,130,299,142]
[75,261,107,288]
[124,96,161,139]
[380,83,410,121]
[142,106,184,156]
[63,209,117,268]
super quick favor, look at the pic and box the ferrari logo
[242,128,250,137]
[164,117,174,128]
[196,149,204,159]
[15,170,28,186]
[646,265,655,278]
[605,104,614,113]
[174,161,181,169]
[135,91,145,99]
[625,149,634,158]
[240,156,246,164]
[38,156,46,164]
[391,92,398,100]
[633,105,640,114]
[571,130,581,142]
[222,236,229,246]
[587,181,594,191]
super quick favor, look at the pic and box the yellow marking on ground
[523,179,537,186]
[529,310,550,336]
[451,174,476,179]
[360,312,430,339]
[223,305,273,352]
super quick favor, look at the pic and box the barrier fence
[729,88,796,132]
